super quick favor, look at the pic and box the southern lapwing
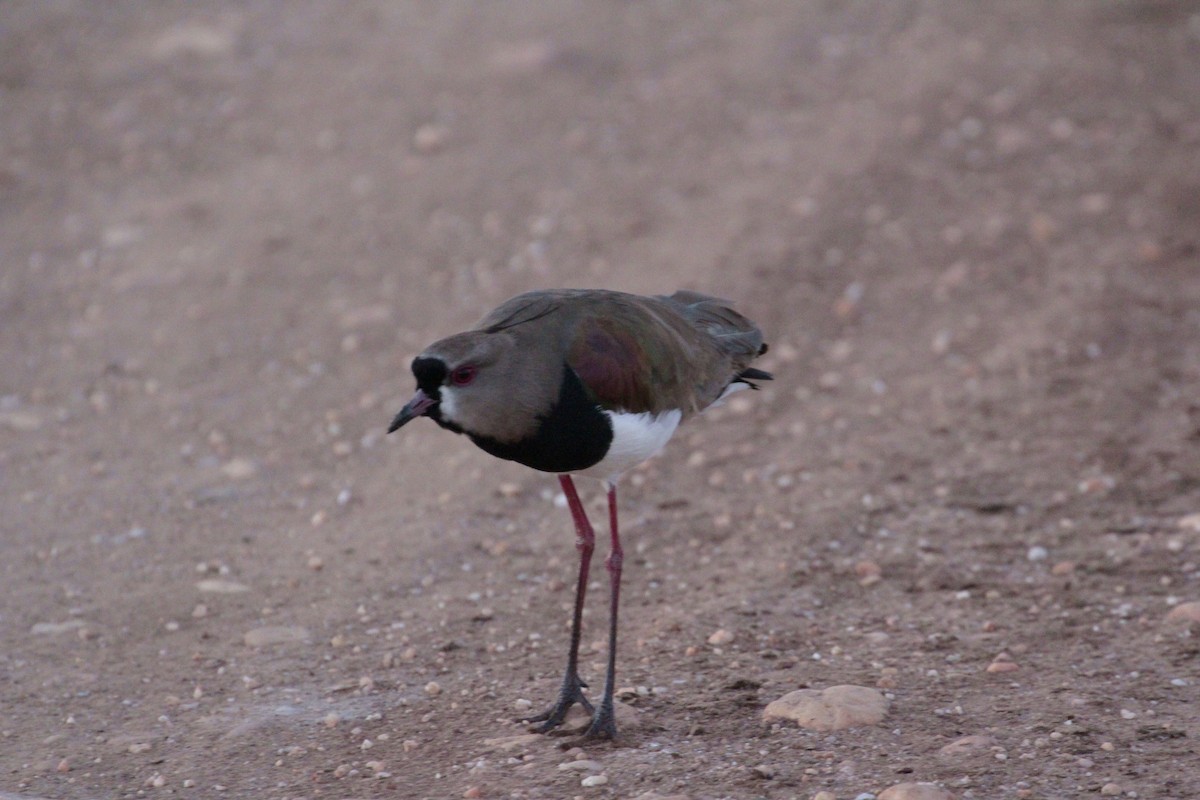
[388,289,771,740]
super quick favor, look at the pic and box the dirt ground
[3,2,1200,799]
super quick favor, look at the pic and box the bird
[387,289,771,740]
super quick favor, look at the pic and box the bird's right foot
[521,673,594,733]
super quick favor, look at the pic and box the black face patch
[411,357,447,396]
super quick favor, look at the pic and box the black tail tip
[739,367,773,382]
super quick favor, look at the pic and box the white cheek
[439,387,460,420]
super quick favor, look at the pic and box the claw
[519,672,592,733]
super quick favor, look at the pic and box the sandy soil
[2,2,1200,799]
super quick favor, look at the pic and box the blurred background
[2,2,1199,798]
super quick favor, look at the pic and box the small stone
[489,40,557,74]
[1051,561,1076,576]
[986,660,1020,673]
[0,411,42,431]
[751,764,776,779]
[1165,602,1200,624]
[763,685,888,731]
[558,760,604,772]
[1100,784,1121,796]
[813,793,837,800]
[425,681,442,696]
[221,458,258,479]
[365,760,385,771]
[1119,709,1137,720]
[581,774,609,788]
[497,483,521,498]
[938,734,995,756]
[463,787,483,799]
[878,782,954,800]
[707,628,735,646]
[192,604,208,618]
[855,560,882,579]
[307,555,324,571]
[196,578,249,594]
[243,626,310,647]
[1178,513,1200,532]
[414,124,450,153]
[403,739,420,752]
[152,22,235,59]
[30,620,87,635]
[1026,546,1049,562]
[56,758,71,773]
[324,712,339,728]
[481,733,540,751]
[1028,213,1057,244]
[1081,193,1111,215]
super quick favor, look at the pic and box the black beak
[387,388,436,433]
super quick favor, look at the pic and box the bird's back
[475,289,769,418]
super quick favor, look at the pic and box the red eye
[449,365,477,386]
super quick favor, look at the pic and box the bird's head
[387,331,554,442]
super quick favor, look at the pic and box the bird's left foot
[558,700,617,745]
[521,672,593,734]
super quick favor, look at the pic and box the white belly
[575,409,682,483]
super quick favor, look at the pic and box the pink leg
[523,474,595,731]
[581,481,622,740]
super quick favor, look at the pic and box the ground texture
[3,2,1200,799]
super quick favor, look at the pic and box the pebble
[1051,561,1076,576]
[878,783,954,800]
[489,39,558,75]
[243,626,310,647]
[30,620,87,635]
[482,733,541,751]
[463,787,483,799]
[196,578,249,594]
[1178,513,1200,532]
[558,759,604,772]
[414,123,450,153]
[707,628,735,646]
[152,22,236,59]
[813,793,837,800]
[986,660,1020,674]
[424,681,442,696]
[1026,546,1048,562]
[855,560,883,586]
[938,734,995,756]
[1165,602,1200,624]
[0,410,42,431]
[1100,783,1121,796]
[581,774,609,788]
[221,458,258,479]
[762,685,888,731]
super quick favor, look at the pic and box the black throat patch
[467,365,612,474]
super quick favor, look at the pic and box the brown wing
[567,315,660,414]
